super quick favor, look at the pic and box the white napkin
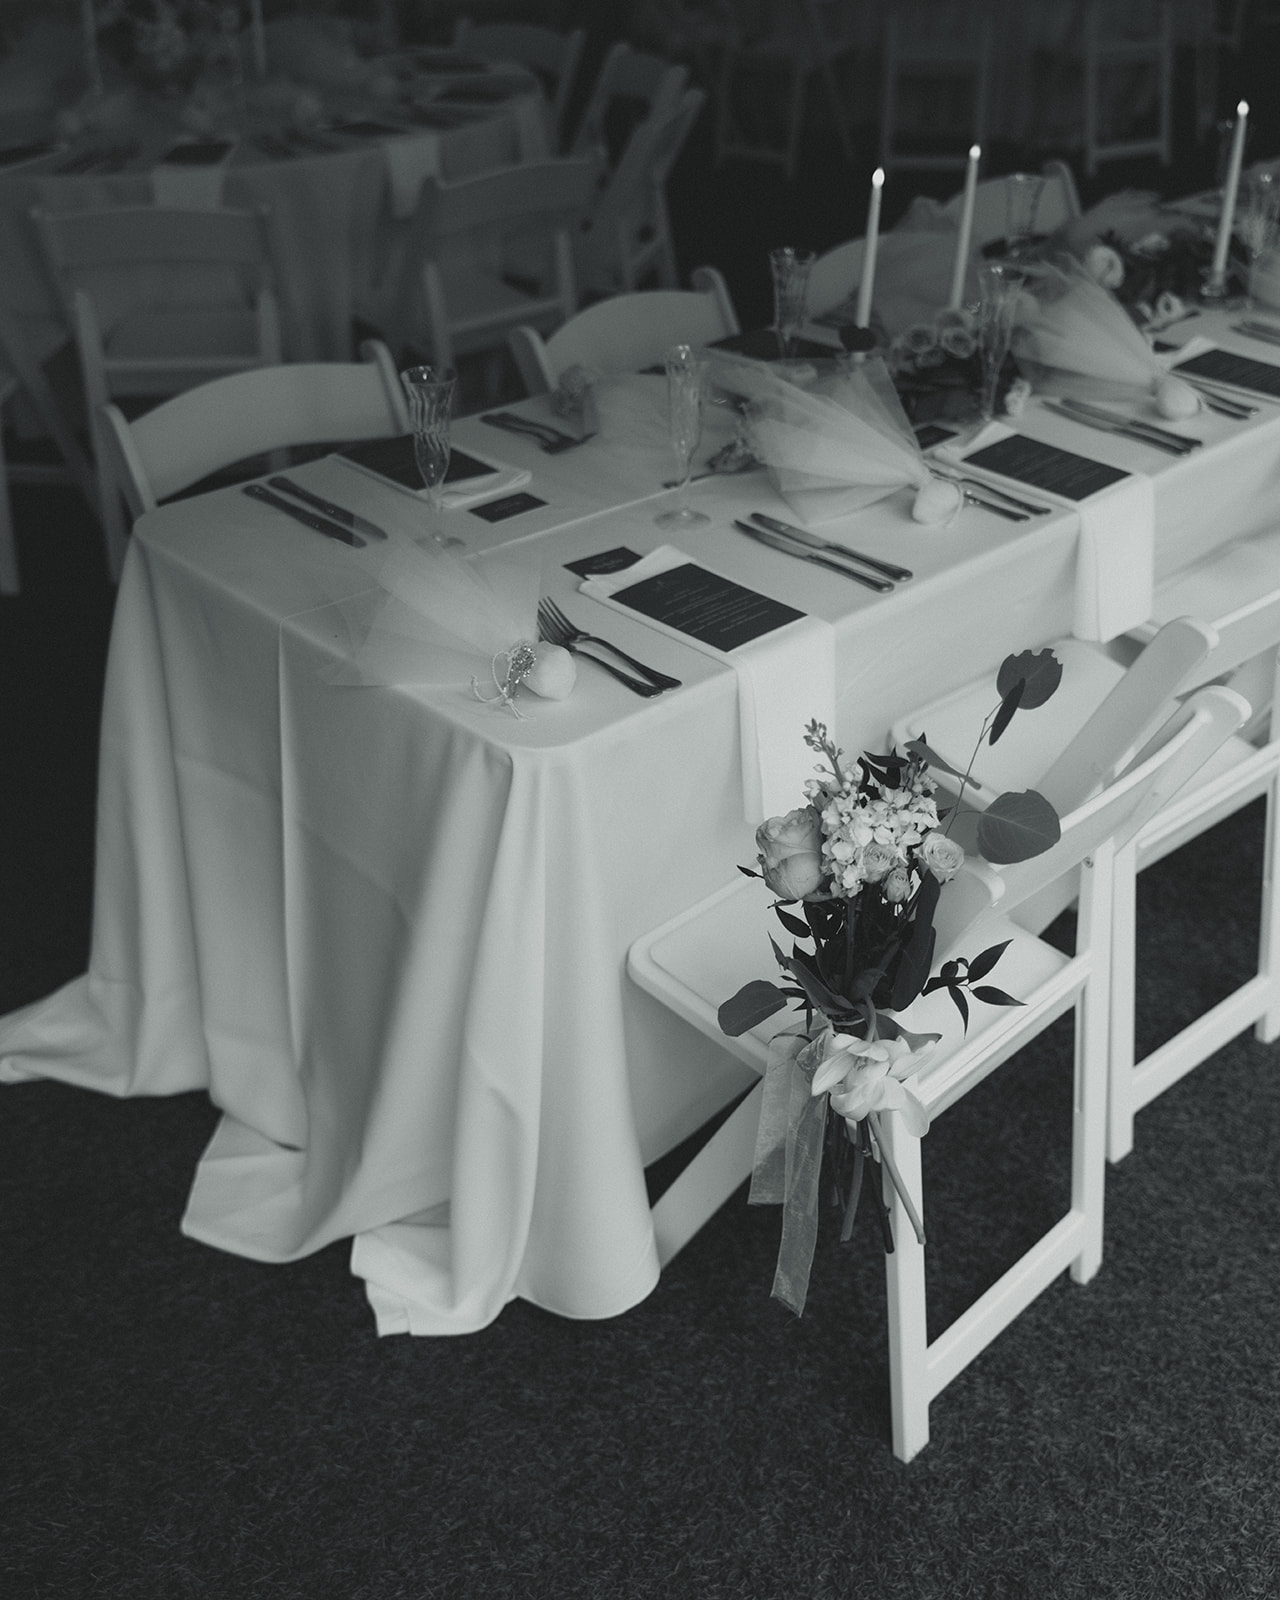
[581,546,836,820]
[442,465,532,510]
[938,422,1155,643]
[382,131,441,219]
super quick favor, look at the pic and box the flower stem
[868,1111,926,1246]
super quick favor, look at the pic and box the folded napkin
[1012,255,1201,420]
[938,422,1155,642]
[581,547,836,819]
[442,464,532,510]
[708,352,958,528]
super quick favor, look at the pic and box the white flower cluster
[804,758,950,898]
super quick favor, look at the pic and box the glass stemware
[1238,170,1280,310]
[1003,173,1045,259]
[400,364,461,549]
[976,261,1025,422]
[770,246,816,359]
[655,344,709,529]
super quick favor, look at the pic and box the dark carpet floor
[4,27,1280,1599]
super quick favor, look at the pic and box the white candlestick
[856,167,885,329]
[1212,101,1249,286]
[249,0,268,80]
[949,144,981,310]
[80,0,103,96]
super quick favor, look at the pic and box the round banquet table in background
[0,67,549,362]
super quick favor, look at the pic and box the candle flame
[1238,101,1249,117]
[969,144,981,160]
[872,167,885,188]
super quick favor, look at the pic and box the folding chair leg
[90,413,129,583]
[0,429,18,595]
[784,65,806,182]
[881,1116,930,1462]
[1255,778,1280,1042]
[1073,841,1112,1282]
[1106,841,1139,1165]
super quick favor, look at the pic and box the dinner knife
[1044,400,1198,455]
[242,483,365,546]
[267,475,388,541]
[933,471,1049,517]
[1234,319,1280,347]
[748,512,913,581]
[1058,396,1202,452]
[732,520,893,592]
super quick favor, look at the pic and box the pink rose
[756,806,826,900]
[883,866,912,903]
[918,829,965,882]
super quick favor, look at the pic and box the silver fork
[537,598,680,693]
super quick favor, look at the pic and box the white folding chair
[508,265,738,394]
[451,19,587,150]
[1081,0,1174,176]
[363,156,596,385]
[568,40,689,166]
[629,685,1248,1460]
[97,340,406,527]
[879,0,993,175]
[713,0,856,180]
[574,86,707,297]
[935,163,1082,250]
[31,203,283,581]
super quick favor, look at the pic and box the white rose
[918,830,965,882]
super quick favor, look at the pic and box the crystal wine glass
[1003,173,1045,259]
[1238,170,1280,311]
[655,344,709,529]
[976,261,1025,422]
[770,246,816,359]
[400,364,460,549]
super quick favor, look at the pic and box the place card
[915,422,957,451]
[1175,348,1280,399]
[564,548,641,578]
[469,490,547,523]
[965,435,1130,500]
[337,436,497,489]
[609,563,803,652]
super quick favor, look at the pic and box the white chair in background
[936,162,1082,249]
[361,156,596,384]
[451,19,587,151]
[568,40,688,167]
[31,203,282,581]
[1192,0,1250,139]
[574,86,707,297]
[879,0,993,176]
[629,684,1248,1460]
[1081,0,1174,176]
[97,340,406,529]
[805,237,867,322]
[713,0,856,180]
[509,265,738,394]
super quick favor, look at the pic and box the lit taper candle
[948,144,981,309]
[1211,101,1249,291]
[855,167,885,329]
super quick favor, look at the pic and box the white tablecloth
[4,312,1279,1332]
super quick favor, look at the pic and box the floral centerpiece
[719,649,1063,1313]
[885,306,1030,428]
[95,0,244,95]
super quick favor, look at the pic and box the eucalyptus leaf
[977,789,1061,863]
[718,980,788,1036]
[989,677,1024,745]
[996,647,1062,709]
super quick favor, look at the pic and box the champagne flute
[1003,173,1045,259]
[1238,170,1280,311]
[770,246,815,359]
[400,364,460,549]
[655,344,709,529]
[976,261,1024,422]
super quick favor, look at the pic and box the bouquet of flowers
[719,649,1063,1313]
[885,306,1029,428]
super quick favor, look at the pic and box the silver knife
[268,475,388,541]
[748,512,912,580]
[1058,396,1201,452]
[1045,400,1198,455]
[243,483,365,546]
[933,471,1049,516]
[1234,319,1280,347]
[732,520,893,592]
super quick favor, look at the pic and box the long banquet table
[4,310,1280,1335]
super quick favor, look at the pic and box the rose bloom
[1083,243,1125,290]
[918,829,965,882]
[940,325,976,359]
[859,840,900,884]
[756,806,826,900]
[1003,377,1032,418]
[883,865,912,903]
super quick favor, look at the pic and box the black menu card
[1175,348,1280,399]
[336,435,498,489]
[709,328,838,362]
[965,435,1130,500]
[609,564,803,652]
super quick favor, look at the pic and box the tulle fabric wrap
[1011,255,1179,403]
[709,352,932,526]
[326,540,543,689]
[748,1029,829,1316]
